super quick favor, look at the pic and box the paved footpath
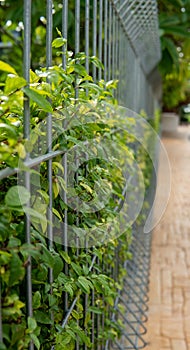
[145,125,190,350]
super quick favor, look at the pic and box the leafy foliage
[158,0,190,110]
[0,33,158,350]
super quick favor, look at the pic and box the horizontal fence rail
[0,1,161,349]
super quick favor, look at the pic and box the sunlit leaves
[4,75,26,94]
[23,87,53,113]
[52,37,67,48]
[0,60,17,75]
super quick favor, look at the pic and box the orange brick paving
[145,125,190,350]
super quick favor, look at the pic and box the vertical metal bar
[92,0,97,80]
[133,56,137,112]
[112,11,115,80]
[127,43,132,109]
[115,14,117,86]
[108,2,112,81]
[124,33,127,107]
[104,0,108,81]
[96,259,101,350]
[85,0,90,74]
[75,4,80,349]
[115,17,119,99]
[0,284,2,343]
[84,291,88,350]
[98,0,103,80]
[118,24,122,104]
[46,0,53,289]
[62,0,68,68]
[23,0,31,138]
[101,304,105,349]
[120,29,123,104]
[84,3,90,349]
[46,1,54,327]
[62,0,69,314]
[91,289,95,345]
[117,15,121,102]
[23,1,33,349]
[123,31,126,106]
[46,0,52,69]
[75,0,80,55]
[23,0,32,317]
[75,0,80,101]
[75,0,80,243]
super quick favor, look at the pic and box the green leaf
[162,25,190,38]
[9,253,25,286]
[90,56,104,70]
[159,14,180,27]
[161,37,179,68]
[93,248,103,261]
[48,294,57,307]
[7,237,21,248]
[70,262,82,276]
[30,69,40,83]
[20,243,41,260]
[0,250,11,264]
[2,295,25,316]
[79,182,93,194]
[80,82,102,93]
[52,208,62,221]
[0,60,17,75]
[57,176,67,191]
[23,207,47,226]
[23,87,53,113]
[0,342,7,350]
[40,245,54,268]
[60,251,71,264]
[74,52,86,60]
[88,306,103,314]
[5,186,30,207]
[64,329,76,340]
[73,64,88,76]
[63,282,74,297]
[33,291,41,309]
[11,324,25,346]
[52,161,65,174]
[53,181,59,198]
[30,334,40,350]
[57,272,69,284]
[56,333,71,346]
[52,37,67,48]
[74,327,91,347]
[0,123,17,137]
[5,75,26,94]
[77,276,91,294]
[53,254,64,279]
[28,316,37,332]
[34,310,52,324]
[82,265,89,276]
[106,80,118,89]
[37,190,49,204]
[71,309,81,320]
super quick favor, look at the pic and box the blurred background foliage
[0,0,190,111]
[158,0,190,111]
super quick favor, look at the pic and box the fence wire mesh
[0,1,161,349]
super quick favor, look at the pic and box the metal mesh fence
[0,1,161,349]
